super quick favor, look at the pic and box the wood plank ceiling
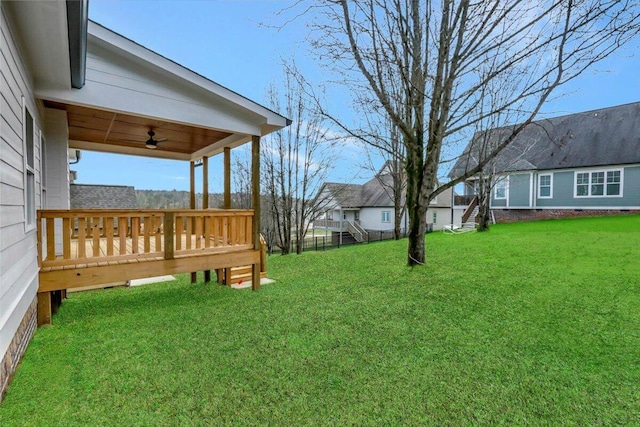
[44,101,232,157]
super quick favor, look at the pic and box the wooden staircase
[219,234,268,285]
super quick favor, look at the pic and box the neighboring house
[313,164,458,242]
[450,102,640,222]
[0,1,287,401]
[70,184,138,209]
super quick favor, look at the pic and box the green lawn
[1,216,639,425]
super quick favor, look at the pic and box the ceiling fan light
[145,140,157,149]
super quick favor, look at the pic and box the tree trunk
[407,204,427,265]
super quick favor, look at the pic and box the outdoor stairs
[347,221,368,243]
[469,206,479,223]
[228,266,267,285]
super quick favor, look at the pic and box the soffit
[44,101,233,160]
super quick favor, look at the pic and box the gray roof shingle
[70,184,138,209]
[449,101,640,178]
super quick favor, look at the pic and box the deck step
[228,266,266,284]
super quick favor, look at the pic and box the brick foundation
[0,296,38,403]
[493,209,640,223]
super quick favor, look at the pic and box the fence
[267,229,409,255]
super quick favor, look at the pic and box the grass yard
[1,215,639,425]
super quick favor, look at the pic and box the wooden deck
[37,209,264,325]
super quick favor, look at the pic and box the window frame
[23,98,36,232]
[381,210,391,223]
[537,173,553,199]
[494,177,508,200]
[574,168,624,198]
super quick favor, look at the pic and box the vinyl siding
[508,174,531,207]
[536,166,640,208]
[0,5,42,364]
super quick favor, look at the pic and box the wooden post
[224,147,231,209]
[217,147,232,284]
[190,160,196,209]
[203,156,211,282]
[251,135,261,291]
[37,292,52,326]
[190,160,197,283]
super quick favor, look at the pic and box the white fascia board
[87,21,289,131]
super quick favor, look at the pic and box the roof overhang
[6,1,289,161]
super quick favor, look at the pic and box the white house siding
[359,207,403,231]
[426,207,454,231]
[1,5,43,395]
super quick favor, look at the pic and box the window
[381,211,391,223]
[432,211,437,224]
[494,178,507,200]
[538,174,552,198]
[23,102,36,229]
[575,170,623,197]
[607,170,621,195]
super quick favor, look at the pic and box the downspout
[66,0,88,89]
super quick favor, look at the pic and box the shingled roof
[449,101,640,179]
[321,174,399,208]
[70,184,138,209]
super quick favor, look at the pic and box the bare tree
[299,0,640,265]
[263,64,339,254]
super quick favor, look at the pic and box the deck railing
[37,209,254,269]
[312,219,344,229]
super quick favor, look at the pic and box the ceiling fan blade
[155,138,168,142]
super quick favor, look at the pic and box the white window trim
[381,210,391,223]
[22,97,36,232]
[537,173,553,199]
[494,177,508,200]
[573,168,624,198]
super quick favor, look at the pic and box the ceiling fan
[144,130,167,150]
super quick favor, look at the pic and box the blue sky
[76,0,640,192]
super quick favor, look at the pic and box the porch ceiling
[45,101,233,160]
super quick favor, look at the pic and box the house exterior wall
[426,207,453,231]
[508,174,531,207]
[359,207,399,231]
[1,5,43,400]
[534,166,640,208]
[490,165,640,211]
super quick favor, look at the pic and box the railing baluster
[154,216,162,252]
[186,215,192,249]
[78,217,86,258]
[118,217,127,255]
[176,215,183,250]
[164,212,175,260]
[131,217,139,254]
[46,218,55,261]
[92,217,101,257]
[203,216,211,248]
[143,216,151,253]
[105,217,114,256]
[195,215,202,249]
[63,218,71,259]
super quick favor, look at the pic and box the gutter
[66,0,89,89]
